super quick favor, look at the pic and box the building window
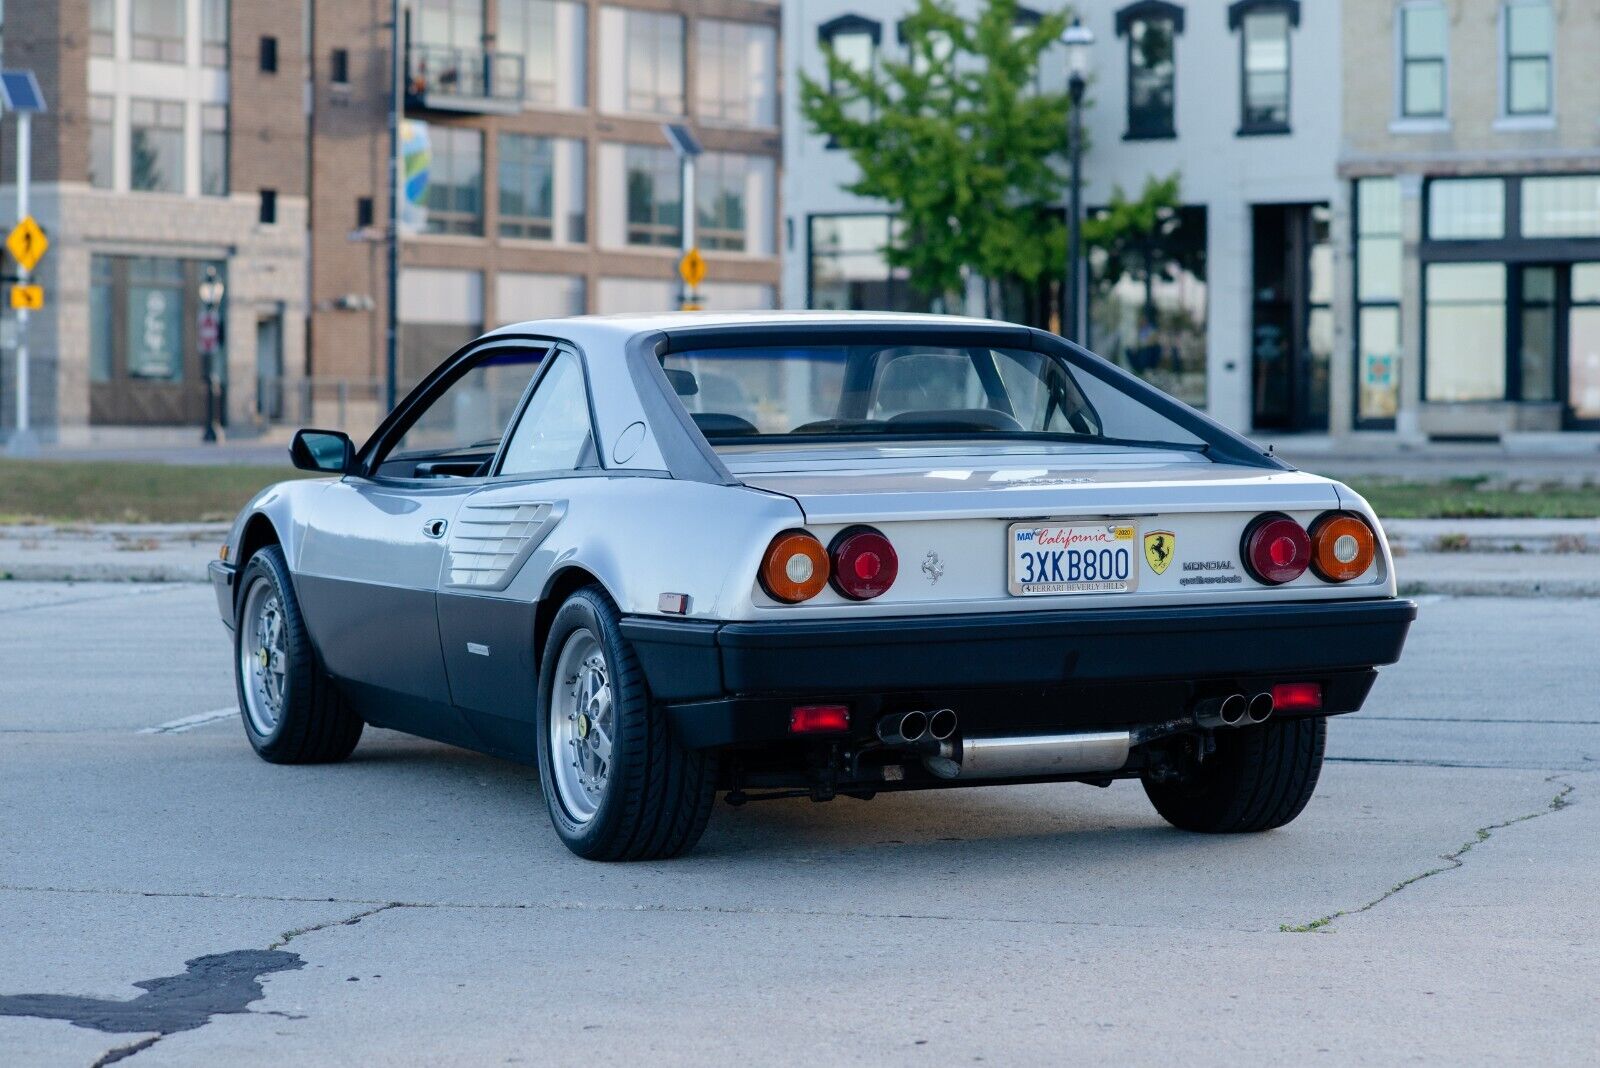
[1519,265,1558,403]
[412,0,483,49]
[259,189,277,224]
[1399,2,1446,119]
[132,0,185,63]
[1354,178,1402,424]
[91,0,115,56]
[496,272,587,321]
[201,105,228,196]
[357,196,374,228]
[1427,178,1505,240]
[260,35,279,73]
[698,19,777,127]
[618,9,684,114]
[624,144,681,247]
[1230,0,1296,134]
[500,0,587,107]
[331,48,350,85]
[1118,3,1182,140]
[1521,175,1600,238]
[817,15,881,131]
[130,99,185,194]
[808,214,925,312]
[498,133,585,242]
[201,0,228,67]
[1425,263,1506,402]
[424,126,484,236]
[89,96,115,190]
[697,151,777,252]
[1504,0,1553,116]
[90,257,115,383]
[125,258,188,380]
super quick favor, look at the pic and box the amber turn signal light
[1309,512,1377,583]
[759,530,830,603]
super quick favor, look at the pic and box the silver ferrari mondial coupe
[212,312,1414,860]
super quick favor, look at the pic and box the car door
[295,344,546,744]
[435,347,598,758]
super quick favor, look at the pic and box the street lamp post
[198,266,226,443]
[1062,18,1094,346]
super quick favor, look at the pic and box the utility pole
[385,0,404,413]
[2,71,48,456]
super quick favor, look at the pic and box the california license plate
[1008,522,1138,596]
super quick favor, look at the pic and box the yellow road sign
[9,284,43,311]
[6,216,48,273]
[678,248,706,289]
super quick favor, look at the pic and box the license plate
[1008,522,1138,596]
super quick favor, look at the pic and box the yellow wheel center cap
[258,648,269,669]
[576,713,590,739]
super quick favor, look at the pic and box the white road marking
[139,707,237,735]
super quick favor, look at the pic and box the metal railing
[406,44,526,111]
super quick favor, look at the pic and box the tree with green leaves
[1081,172,1203,334]
[800,0,1076,324]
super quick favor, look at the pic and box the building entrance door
[1250,204,1332,432]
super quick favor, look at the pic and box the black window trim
[817,14,883,150]
[1229,0,1297,137]
[1117,2,1185,141]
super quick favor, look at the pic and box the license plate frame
[1007,521,1139,597]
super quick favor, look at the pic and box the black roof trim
[1227,0,1300,30]
[1115,1,1186,36]
[818,14,882,46]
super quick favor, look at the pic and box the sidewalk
[4,518,1597,596]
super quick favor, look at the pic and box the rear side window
[498,351,594,476]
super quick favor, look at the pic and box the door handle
[423,518,448,539]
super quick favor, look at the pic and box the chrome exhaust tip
[1246,692,1275,724]
[1193,694,1248,729]
[877,710,929,748]
[927,708,958,742]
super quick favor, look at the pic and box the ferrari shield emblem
[1144,531,1176,575]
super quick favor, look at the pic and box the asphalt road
[1,584,1596,1066]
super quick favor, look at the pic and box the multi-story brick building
[0,0,782,442]
[1339,0,1600,439]
[1,0,309,443]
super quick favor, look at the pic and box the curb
[2,563,210,583]
[1398,579,1600,598]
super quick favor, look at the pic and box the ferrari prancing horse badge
[1144,530,1175,575]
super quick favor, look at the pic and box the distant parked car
[211,312,1414,860]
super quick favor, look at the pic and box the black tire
[232,544,363,764]
[535,586,717,861]
[1142,717,1327,833]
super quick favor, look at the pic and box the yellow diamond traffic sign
[678,247,706,290]
[6,215,47,273]
[9,284,43,311]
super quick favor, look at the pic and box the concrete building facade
[1339,0,1600,440]
[782,0,1342,436]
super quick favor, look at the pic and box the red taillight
[1241,513,1311,585]
[789,704,850,734]
[1272,682,1323,712]
[829,526,898,600]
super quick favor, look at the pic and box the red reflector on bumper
[789,704,850,734]
[1272,682,1323,712]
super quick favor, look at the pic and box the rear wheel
[535,586,716,861]
[233,545,363,764]
[1143,717,1326,833]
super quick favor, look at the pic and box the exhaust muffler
[924,730,1131,780]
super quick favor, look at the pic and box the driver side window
[498,351,595,476]
[376,348,545,478]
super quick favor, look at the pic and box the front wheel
[535,587,717,861]
[1142,717,1327,833]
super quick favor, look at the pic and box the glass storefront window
[1089,205,1208,409]
[1519,266,1557,404]
[1358,306,1401,420]
[1521,176,1600,238]
[1355,177,1403,423]
[126,258,187,381]
[1425,263,1506,402]
[1428,178,1505,240]
[90,257,115,383]
[807,214,926,313]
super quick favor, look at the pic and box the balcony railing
[406,44,525,115]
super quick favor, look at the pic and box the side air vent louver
[445,499,565,590]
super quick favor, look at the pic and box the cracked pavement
[1,584,1596,1064]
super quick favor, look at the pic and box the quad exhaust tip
[927,708,958,741]
[1246,691,1275,724]
[877,710,928,748]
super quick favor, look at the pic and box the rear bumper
[621,598,1416,748]
[209,559,236,630]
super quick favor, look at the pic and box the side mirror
[289,429,355,474]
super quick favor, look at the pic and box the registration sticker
[1008,522,1138,596]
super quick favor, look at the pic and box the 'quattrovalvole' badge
[1144,530,1175,575]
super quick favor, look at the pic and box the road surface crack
[1281,775,1576,933]
[269,903,404,950]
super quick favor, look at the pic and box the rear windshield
[660,345,1205,449]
